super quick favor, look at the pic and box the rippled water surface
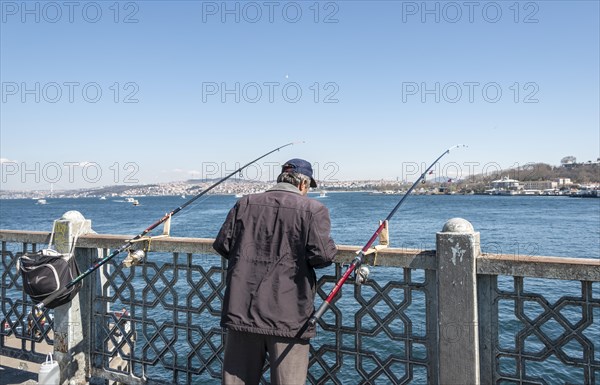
[1,193,598,383]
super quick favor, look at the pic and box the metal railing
[1,219,599,384]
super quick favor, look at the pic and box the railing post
[436,218,481,385]
[52,211,93,385]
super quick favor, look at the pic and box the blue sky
[1,1,598,190]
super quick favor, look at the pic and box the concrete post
[436,218,481,385]
[52,211,92,385]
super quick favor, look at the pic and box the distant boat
[99,196,107,200]
[235,193,244,198]
[132,199,140,206]
[571,187,600,198]
[125,197,136,203]
[181,195,186,199]
[319,191,328,198]
[36,199,47,205]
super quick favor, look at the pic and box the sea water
[1,193,598,383]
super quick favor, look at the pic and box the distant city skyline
[1,155,598,195]
[1,1,598,190]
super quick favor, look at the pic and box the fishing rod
[308,144,467,326]
[37,142,299,310]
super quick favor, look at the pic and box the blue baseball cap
[282,158,317,188]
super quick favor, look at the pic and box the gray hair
[277,172,311,188]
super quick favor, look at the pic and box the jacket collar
[267,182,302,195]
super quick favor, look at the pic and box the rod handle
[35,288,65,311]
[308,301,330,326]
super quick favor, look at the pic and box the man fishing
[213,158,337,385]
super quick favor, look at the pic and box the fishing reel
[122,213,173,268]
[355,265,370,285]
[122,249,146,268]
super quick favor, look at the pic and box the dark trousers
[222,329,310,385]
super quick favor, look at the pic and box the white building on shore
[486,176,521,195]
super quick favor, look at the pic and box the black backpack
[18,249,82,309]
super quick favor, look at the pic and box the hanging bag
[17,222,83,309]
[38,353,60,385]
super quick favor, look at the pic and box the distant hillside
[473,162,599,184]
[448,162,599,193]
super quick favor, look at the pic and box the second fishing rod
[309,144,467,325]
[36,142,299,310]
